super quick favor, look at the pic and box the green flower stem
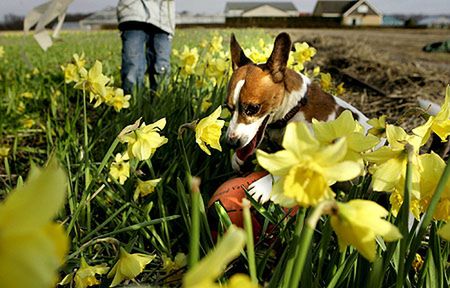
[281,208,306,288]
[82,87,91,231]
[242,198,258,284]
[188,176,201,268]
[97,138,119,175]
[396,144,413,288]
[146,159,171,254]
[289,201,336,288]
[80,203,130,243]
[406,154,450,271]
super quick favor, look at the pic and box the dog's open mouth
[235,116,270,162]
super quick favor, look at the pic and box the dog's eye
[244,104,261,116]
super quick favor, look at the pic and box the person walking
[117,0,175,94]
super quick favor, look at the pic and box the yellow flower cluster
[319,72,346,96]
[173,34,229,87]
[256,111,401,262]
[172,35,347,99]
[365,85,450,221]
[61,53,131,112]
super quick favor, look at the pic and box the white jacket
[117,0,175,34]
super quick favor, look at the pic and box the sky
[1,0,450,20]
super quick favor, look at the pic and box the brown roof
[312,1,357,15]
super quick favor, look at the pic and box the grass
[1,28,450,287]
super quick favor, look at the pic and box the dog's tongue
[236,136,257,162]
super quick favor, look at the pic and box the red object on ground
[208,171,268,231]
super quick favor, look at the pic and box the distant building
[313,0,382,26]
[79,7,226,29]
[79,7,117,30]
[418,16,450,28]
[382,15,404,27]
[224,2,298,18]
[176,11,225,25]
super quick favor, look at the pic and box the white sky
[1,0,449,20]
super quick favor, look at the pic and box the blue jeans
[120,25,171,94]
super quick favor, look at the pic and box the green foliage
[0,29,449,287]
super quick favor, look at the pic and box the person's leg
[120,29,148,95]
[146,28,172,91]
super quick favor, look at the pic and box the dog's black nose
[226,136,240,149]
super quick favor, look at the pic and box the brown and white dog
[225,32,371,203]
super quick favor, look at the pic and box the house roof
[313,1,356,15]
[224,2,298,12]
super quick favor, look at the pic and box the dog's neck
[270,73,311,124]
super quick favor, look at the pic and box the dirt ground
[273,28,450,128]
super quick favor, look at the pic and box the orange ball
[208,171,268,231]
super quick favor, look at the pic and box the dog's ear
[230,33,252,70]
[266,33,292,83]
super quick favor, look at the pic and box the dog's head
[225,32,295,170]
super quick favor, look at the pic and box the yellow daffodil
[21,91,33,99]
[59,257,109,288]
[365,124,422,197]
[438,222,450,241]
[118,118,168,161]
[291,42,316,71]
[73,52,86,69]
[32,67,40,76]
[416,152,450,221]
[258,38,266,49]
[195,106,225,155]
[312,66,321,77]
[160,252,187,283]
[162,252,187,274]
[107,247,156,287]
[0,160,69,288]
[200,39,208,48]
[245,47,267,64]
[61,63,80,84]
[109,152,130,185]
[17,101,25,113]
[257,122,363,208]
[179,46,199,76]
[0,145,10,157]
[183,225,249,288]
[205,57,228,83]
[312,110,379,163]
[0,46,4,58]
[20,118,35,129]
[336,82,346,95]
[413,85,450,144]
[134,178,161,201]
[200,98,212,113]
[368,115,387,138]
[74,60,110,97]
[320,72,332,92]
[210,35,223,53]
[106,88,131,112]
[330,200,402,262]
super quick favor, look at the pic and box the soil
[272,28,450,128]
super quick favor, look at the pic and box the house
[79,7,117,30]
[176,11,225,25]
[313,0,382,26]
[418,16,450,28]
[224,2,298,18]
[382,15,405,27]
